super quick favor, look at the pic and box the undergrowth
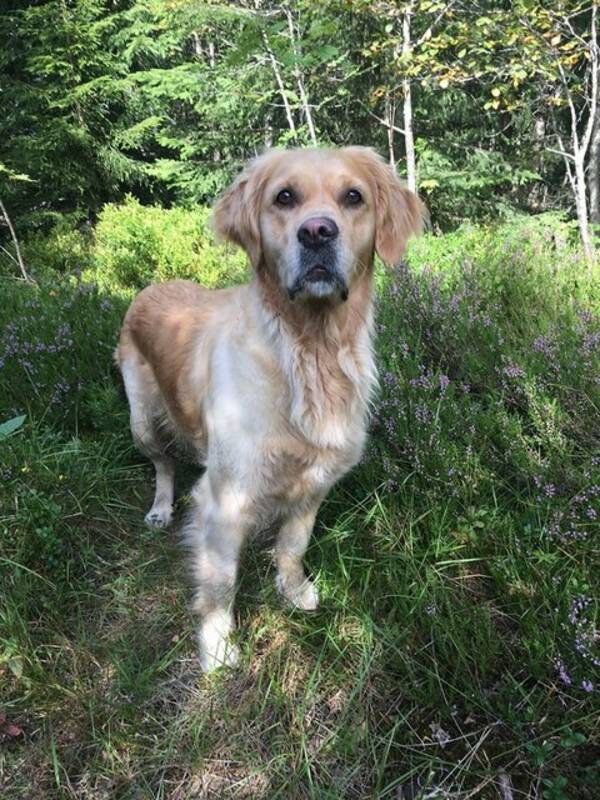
[1,212,599,798]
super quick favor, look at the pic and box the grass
[1,211,600,798]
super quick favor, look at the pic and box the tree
[417,1,599,256]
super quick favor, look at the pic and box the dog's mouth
[288,262,348,303]
[305,264,333,283]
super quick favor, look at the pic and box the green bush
[1,213,94,280]
[90,196,248,291]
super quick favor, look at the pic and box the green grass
[1,212,600,798]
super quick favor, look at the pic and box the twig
[545,146,575,161]
[357,101,406,134]
[498,771,514,800]
[0,198,31,282]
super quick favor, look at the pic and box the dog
[116,147,423,671]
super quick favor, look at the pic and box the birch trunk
[0,198,31,282]
[262,31,297,139]
[574,156,594,260]
[385,93,396,166]
[285,6,317,145]
[402,4,416,192]
[590,109,600,228]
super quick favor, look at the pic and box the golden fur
[116,147,422,670]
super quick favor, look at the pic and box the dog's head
[212,147,423,304]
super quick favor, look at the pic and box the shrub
[91,196,248,291]
[1,213,94,280]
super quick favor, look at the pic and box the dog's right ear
[212,151,281,269]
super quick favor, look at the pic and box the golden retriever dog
[116,147,422,671]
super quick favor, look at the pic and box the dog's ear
[347,147,424,265]
[212,151,280,268]
[375,165,424,265]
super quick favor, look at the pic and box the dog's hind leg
[144,457,175,528]
[120,355,175,529]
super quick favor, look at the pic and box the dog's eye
[345,189,363,206]
[275,188,295,206]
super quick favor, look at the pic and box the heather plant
[365,218,600,705]
[1,215,599,797]
[0,274,127,432]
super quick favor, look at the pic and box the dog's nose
[297,216,339,247]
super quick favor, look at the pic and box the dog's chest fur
[224,293,377,506]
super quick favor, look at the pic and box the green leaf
[8,657,23,680]
[0,415,26,440]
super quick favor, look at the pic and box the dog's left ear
[212,151,280,268]
[373,155,424,265]
[347,147,424,265]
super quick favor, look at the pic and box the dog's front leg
[275,499,322,611]
[186,476,250,672]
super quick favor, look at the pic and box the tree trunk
[402,4,416,192]
[285,6,317,145]
[0,198,31,282]
[574,155,594,261]
[262,31,297,140]
[530,114,546,210]
[264,112,273,148]
[590,111,600,227]
[255,0,297,141]
[385,93,396,166]
[191,32,202,58]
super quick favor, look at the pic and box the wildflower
[430,723,450,748]
[503,363,525,379]
[582,680,594,693]
[555,659,572,686]
[533,335,554,357]
[415,403,433,425]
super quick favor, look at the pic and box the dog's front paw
[198,610,239,673]
[200,641,240,673]
[144,505,173,529]
[277,575,320,611]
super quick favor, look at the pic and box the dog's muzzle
[288,216,348,302]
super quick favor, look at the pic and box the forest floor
[1,216,600,799]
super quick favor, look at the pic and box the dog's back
[117,280,240,439]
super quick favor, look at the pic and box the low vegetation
[1,208,599,798]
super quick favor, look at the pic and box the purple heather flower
[582,680,594,692]
[415,403,433,425]
[556,659,572,686]
[503,364,525,379]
